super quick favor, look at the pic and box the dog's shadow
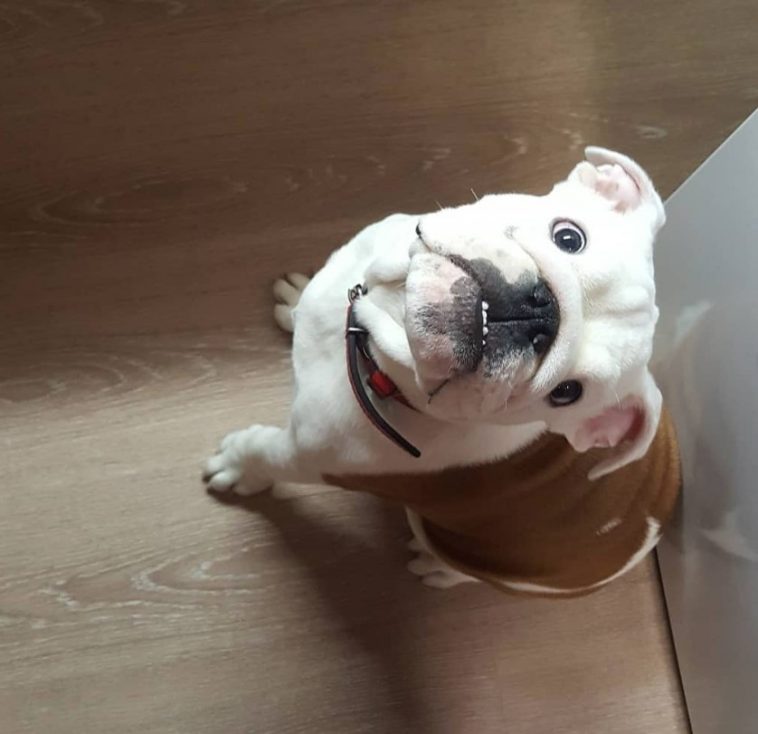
[213,485,481,731]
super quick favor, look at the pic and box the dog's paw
[407,551,473,589]
[273,272,310,333]
[407,537,424,553]
[202,428,271,496]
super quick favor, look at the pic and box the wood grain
[2,0,756,731]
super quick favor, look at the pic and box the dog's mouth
[404,252,560,388]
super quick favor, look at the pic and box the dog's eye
[551,220,586,254]
[548,380,583,407]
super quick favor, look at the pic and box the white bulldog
[202,147,674,592]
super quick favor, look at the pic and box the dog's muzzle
[405,254,560,380]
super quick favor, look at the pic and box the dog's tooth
[482,301,489,311]
[482,326,489,336]
[482,309,488,324]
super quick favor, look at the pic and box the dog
[202,147,681,597]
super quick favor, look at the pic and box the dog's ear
[569,147,666,234]
[566,368,663,480]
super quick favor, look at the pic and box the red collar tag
[367,368,399,399]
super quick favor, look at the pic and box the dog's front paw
[407,550,474,589]
[202,427,271,496]
[272,272,311,333]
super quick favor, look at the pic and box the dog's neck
[367,337,429,410]
[359,284,440,411]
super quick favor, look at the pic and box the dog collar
[346,284,421,458]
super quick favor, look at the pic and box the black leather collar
[345,284,421,458]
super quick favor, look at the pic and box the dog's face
[404,148,666,478]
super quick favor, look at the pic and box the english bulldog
[202,147,681,597]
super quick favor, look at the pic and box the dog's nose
[483,277,560,357]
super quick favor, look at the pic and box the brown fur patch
[325,410,681,596]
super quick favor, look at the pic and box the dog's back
[327,409,680,597]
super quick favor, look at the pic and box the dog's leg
[406,550,477,589]
[202,424,309,496]
[272,273,311,333]
[405,509,478,589]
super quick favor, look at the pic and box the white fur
[405,508,479,588]
[203,147,666,588]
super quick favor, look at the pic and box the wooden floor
[2,1,757,732]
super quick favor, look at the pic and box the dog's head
[405,147,665,478]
